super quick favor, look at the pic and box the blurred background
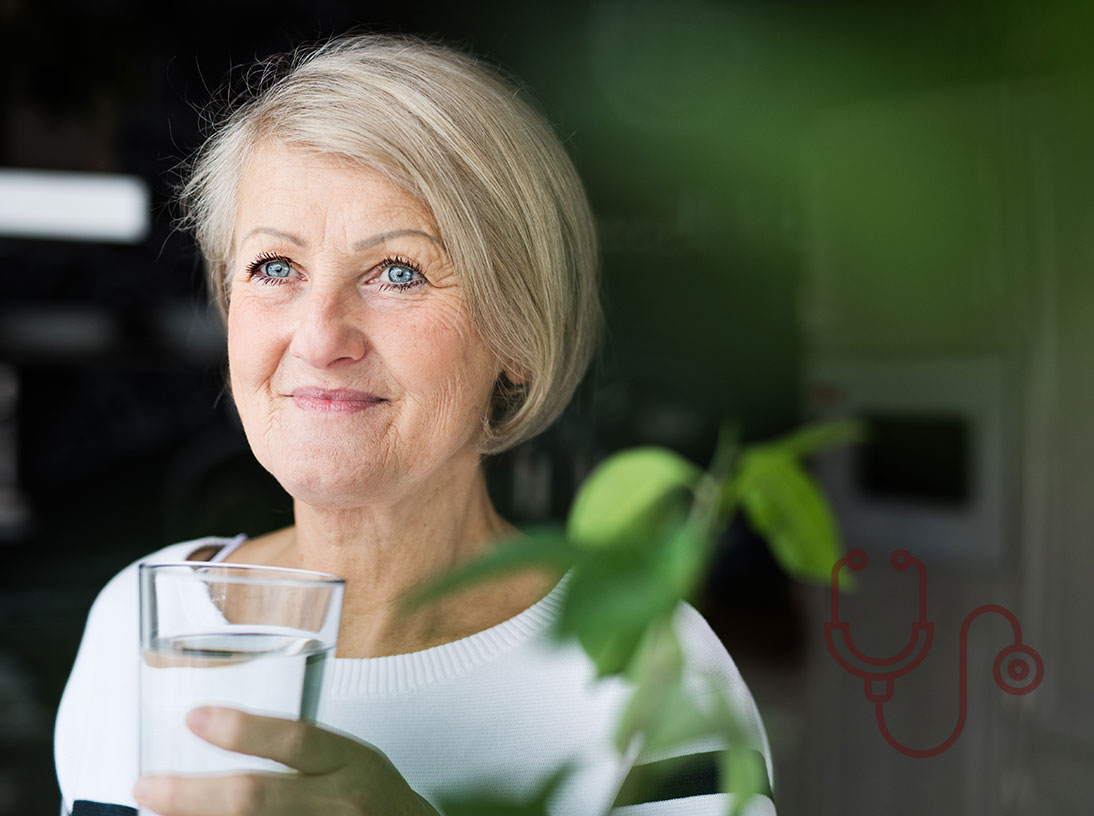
[2,0,1093,813]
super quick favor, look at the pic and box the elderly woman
[55,34,775,816]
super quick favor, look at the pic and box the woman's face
[226,143,500,507]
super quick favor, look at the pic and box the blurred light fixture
[0,169,150,243]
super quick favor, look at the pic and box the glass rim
[139,561,345,587]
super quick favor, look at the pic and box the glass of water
[138,562,344,806]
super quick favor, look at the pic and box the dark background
[3,1,1093,814]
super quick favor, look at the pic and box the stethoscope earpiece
[847,549,869,571]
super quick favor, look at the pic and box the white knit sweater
[55,538,776,815]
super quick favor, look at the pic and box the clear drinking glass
[138,562,345,811]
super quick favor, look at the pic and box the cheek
[379,312,498,413]
[226,302,283,395]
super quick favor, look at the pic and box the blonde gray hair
[179,34,601,454]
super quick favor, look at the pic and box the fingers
[133,772,311,816]
[137,707,417,815]
[186,706,350,774]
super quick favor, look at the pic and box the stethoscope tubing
[827,549,1043,758]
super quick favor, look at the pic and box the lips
[290,387,387,414]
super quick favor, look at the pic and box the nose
[288,286,369,369]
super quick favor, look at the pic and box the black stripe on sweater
[613,749,773,807]
[71,801,137,816]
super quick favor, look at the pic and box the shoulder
[73,537,235,654]
[672,602,742,680]
[673,602,772,761]
[611,602,776,813]
[671,603,765,732]
[93,537,226,602]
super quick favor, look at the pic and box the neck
[260,458,550,658]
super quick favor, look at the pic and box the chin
[259,442,403,509]
[277,469,396,509]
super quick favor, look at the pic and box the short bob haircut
[180,34,601,454]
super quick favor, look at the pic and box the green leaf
[437,765,570,816]
[560,447,718,674]
[769,419,864,460]
[616,628,720,756]
[404,529,579,611]
[723,745,765,816]
[653,519,710,599]
[705,682,766,815]
[737,448,845,582]
[557,549,678,676]
[435,799,548,816]
[614,620,685,752]
[559,506,710,676]
[568,447,701,548]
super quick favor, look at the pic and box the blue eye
[246,255,296,285]
[260,259,293,278]
[376,258,426,292]
[382,264,420,284]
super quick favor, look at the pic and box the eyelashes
[246,252,296,285]
[374,255,427,292]
[244,253,427,292]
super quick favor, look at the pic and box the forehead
[232,142,438,240]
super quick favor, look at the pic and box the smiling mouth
[290,388,387,414]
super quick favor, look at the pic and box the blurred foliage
[414,419,858,813]
[737,449,841,583]
[437,768,570,816]
[568,448,701,549]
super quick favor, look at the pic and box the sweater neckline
[176,535,570,697]
[327,572,570,698]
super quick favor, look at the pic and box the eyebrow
[239,227,443,251]
[240,227,306,246]
[355,229,443,251]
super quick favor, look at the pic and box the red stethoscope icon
[825,548,1044,758]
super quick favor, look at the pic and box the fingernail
[186,706,211,732]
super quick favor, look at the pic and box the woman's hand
[133,706,439,816]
